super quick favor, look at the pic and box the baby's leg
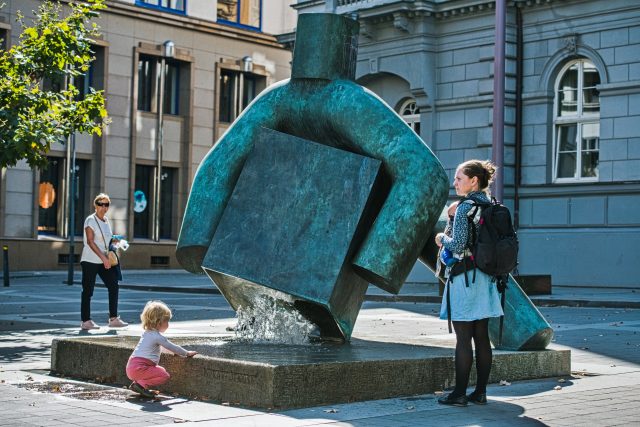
[126,357,170,389]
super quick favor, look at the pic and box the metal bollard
[3,245,8,287]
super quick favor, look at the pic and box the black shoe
[438,392,468,407]
[130,382,155,398]
[467,391,487,405]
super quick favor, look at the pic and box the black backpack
[452,196,518,345]
[464,197,519,279]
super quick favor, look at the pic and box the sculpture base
[51,336,570,409]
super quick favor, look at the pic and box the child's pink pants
[126,357,170,388]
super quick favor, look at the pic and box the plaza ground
[0,271,639,426]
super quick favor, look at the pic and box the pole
[3,245,8,287]
[492,0,506,202]
[67,131,76,285]
[64,71,76,285]
[65,71,76,286]
[154,57,166,242]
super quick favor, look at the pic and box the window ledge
[552,178,599,184]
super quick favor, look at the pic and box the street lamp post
[66,73,77,286]
[67,133,77,285]
[153,40,175,242]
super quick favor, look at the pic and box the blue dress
[439,192,504,321]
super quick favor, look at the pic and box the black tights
[451,318,492,397]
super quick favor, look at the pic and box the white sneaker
[108,316,128,328]
[81,320,100,330]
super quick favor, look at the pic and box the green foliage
[0,0,108,168]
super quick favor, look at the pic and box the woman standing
[80,193,128,330]
[434,160,504,406]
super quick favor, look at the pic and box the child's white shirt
[130,330,188,364]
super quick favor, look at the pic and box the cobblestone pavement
[0,275,639,426]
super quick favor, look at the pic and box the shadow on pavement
[281,396,548,426]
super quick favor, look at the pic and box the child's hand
[186,351,197,358]
[447,201,459,217]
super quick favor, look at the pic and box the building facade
[292,0,639,287]
[0,0,296,270]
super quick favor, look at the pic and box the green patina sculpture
[177,13,449,296]
[176,12,552,348]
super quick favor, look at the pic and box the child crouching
[126,300,197,397]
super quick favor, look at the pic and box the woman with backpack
[434,159,504,406]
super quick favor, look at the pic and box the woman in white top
[80,193,128,330]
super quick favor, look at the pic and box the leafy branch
[0,0,109,168]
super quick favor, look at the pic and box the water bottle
[440,248,458,267]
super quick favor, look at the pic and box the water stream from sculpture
[235,295,316,345]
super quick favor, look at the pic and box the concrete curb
[97,283,220,294]
[366,294,640,309]
[529,298,640,309]
[107,284,640,309]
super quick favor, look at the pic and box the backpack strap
[496,275,508,346]
[92,214,109,254]
[460,196,482,285]
[446,276,453,333]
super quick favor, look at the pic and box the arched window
[398,99,421,135]
[553,59,600,182]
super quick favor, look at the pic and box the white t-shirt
[130,330,189,364]
[81,213,113,264]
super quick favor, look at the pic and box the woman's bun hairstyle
[459,159,496,191]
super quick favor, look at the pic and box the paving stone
[1,275,640,425]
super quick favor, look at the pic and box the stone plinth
[51,336,570,409]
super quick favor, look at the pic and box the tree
[0,0,108,169]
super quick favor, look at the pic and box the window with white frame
[136,0,185,14]
[553,59,600,182]
[398,99,421,135]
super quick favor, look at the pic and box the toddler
[126,300,197,397]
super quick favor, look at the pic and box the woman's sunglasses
[95,202,110,207]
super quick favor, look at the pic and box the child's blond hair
[140,300,172,330]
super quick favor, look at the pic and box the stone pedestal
[51,336,570,409]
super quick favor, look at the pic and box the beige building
[0,0,296,270]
